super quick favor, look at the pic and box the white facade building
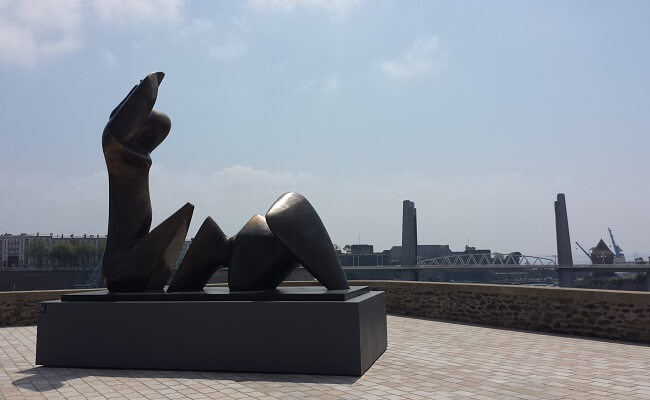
[0,233,106,269]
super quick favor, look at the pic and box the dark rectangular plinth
[61,285,369,302]
[36,291,387,376]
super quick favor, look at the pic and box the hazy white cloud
[174,17,248,63]
[0,169,108,236]
[91,0,184,25]
[322,77,339,93]
[0,0,190,66]
[297,79,316,92]
[0,0,83,66]
[248,0,363,19]
[209,34,247,60]
[298,77,339,94]
[215,165,312,186]
[177,18,214,38]
[380,35,444,78]
[0,0,245,67]
[102,49,117,67]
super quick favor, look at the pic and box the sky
[0,0,649,262]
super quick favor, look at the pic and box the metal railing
[0,266,95,271]
[86,259,104,288]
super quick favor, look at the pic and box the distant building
[338,253,388,267]
[390,244,492,264]
[0,233,106,268]
[401,200,417,266]
[389,246,401,263]
[340,244,497,267]
[417,245,452,259]
[336,199,512,268]
[591,239,614,264]
[337,245,393,266]
[350,244,373,255]
[554,193,573,266]
[461,246,492,259]
[390,245,450,263]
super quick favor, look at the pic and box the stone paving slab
[1,316,650,399]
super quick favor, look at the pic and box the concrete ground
[1,315,650,400]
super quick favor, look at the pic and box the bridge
[417,253,557,267]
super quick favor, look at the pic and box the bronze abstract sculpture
[102,72,348,292]
[37,72,386,377]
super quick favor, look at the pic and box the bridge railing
[418,254,557,267]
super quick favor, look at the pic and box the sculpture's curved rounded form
[169,192,349,292]
[228,214,299,291]
[266,193,349,290]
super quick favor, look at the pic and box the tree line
[25,240,105,268]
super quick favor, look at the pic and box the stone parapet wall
[2,281,650,343]
[349,281,650,343]
[0,289,95,327]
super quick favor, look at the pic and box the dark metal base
[61,286,370,302]
[36,290,387,376]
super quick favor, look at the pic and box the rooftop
[2,315,650,400]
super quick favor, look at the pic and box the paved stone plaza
[1,315,650,400]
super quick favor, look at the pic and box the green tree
[50,243,73,267]
[76,243,95,266]
[26,240,50,268]
[343,245,352,254]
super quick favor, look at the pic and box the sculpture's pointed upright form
[168,217,231,292]
[101,71,194,292]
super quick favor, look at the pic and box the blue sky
[1,0,649,261]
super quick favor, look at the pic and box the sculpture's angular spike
[103,202,194,292]
[266,192,349,290]
[228,214,298,292]
[109,85,137,119]
[167,217,231,292]
[154,71,165,84]
[105,71,163,144]
[142,202,194,290]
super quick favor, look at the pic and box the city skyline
[1,1,649,259]
[0,193,628,265]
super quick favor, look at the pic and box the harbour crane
[607,227,625,258]
[575,242,592,262]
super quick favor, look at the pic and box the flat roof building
[401,200,417,266]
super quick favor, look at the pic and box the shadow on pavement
[12,366,359,392]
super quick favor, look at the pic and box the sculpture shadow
[12,366,359,392]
